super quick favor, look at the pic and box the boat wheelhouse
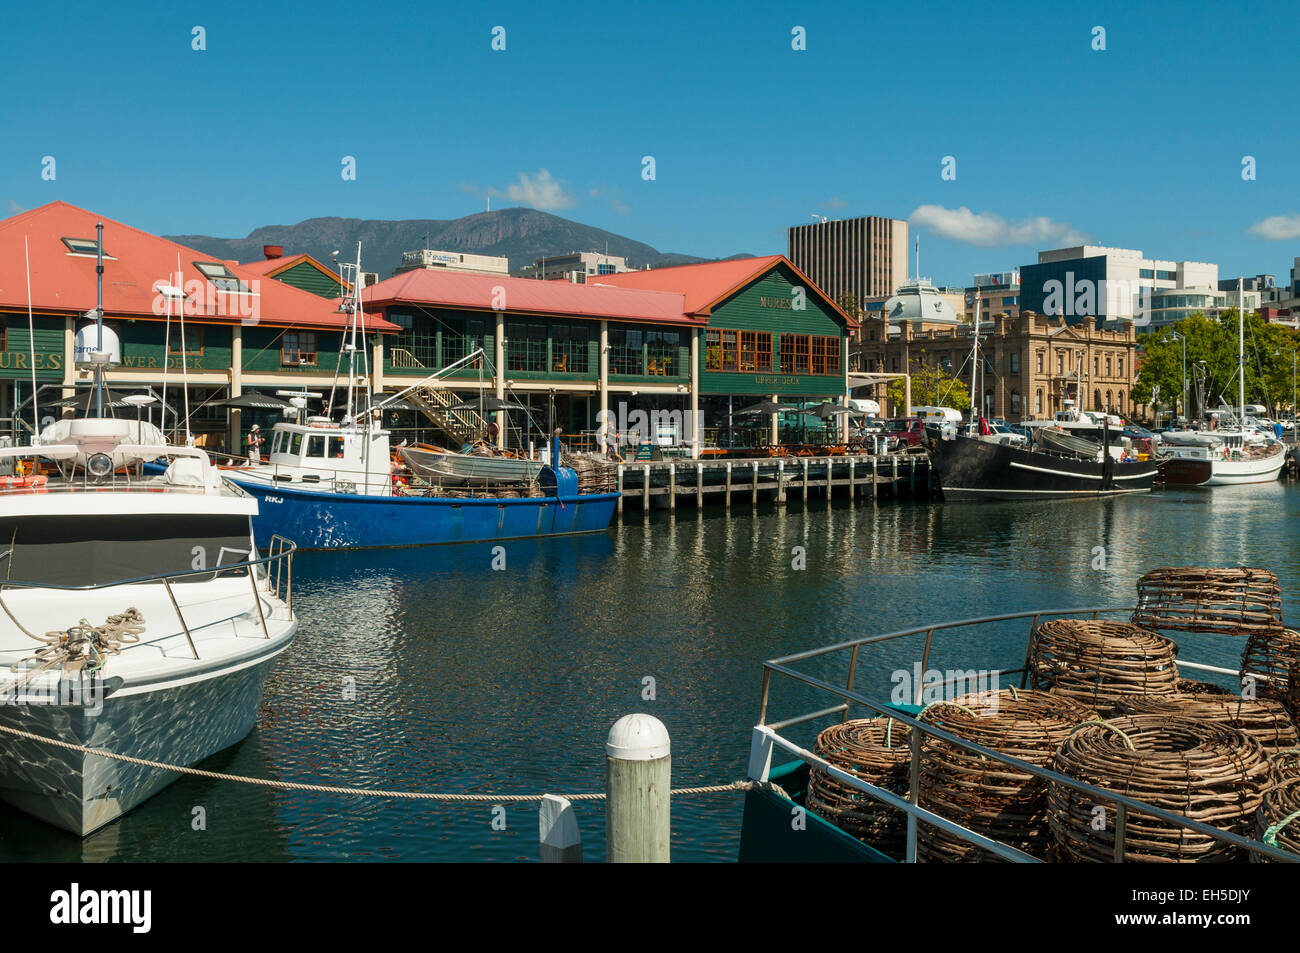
[0,418,296,835]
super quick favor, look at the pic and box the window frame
[281,331,319,367]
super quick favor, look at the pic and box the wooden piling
[725,461,732,508]
[668,463,676,511]
[695,462,703,508]
[849,457,856,498]
[909,456,916,496]
[617,465,624,515]
[751,461,758,505]
[872,457,878,502]
[803,458,809,502]
[605,714,670,863]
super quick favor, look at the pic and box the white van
[912,406,963,425]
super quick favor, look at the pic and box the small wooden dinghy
[401,444,543,486]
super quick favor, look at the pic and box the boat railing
[0,540,296,660]
[751,605,1297,863]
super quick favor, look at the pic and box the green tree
[1134,310,1300,417]
[886,352,971,412]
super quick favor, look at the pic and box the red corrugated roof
[593,255,858,327]
[363,268,694,324]
[0,202,393,331]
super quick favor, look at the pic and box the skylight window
[62,237,113,258]
[194,261,249,293]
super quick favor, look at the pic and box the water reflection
[0,485,1298,860]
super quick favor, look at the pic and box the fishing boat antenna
[23,236,39,444]
[95,222,105,418]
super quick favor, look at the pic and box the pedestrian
[247,424,263,466]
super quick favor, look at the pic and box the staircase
[387,348,490,445]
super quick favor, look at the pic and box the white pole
[1239,278,1246,427]
[605,713,670,863]
[23,237,39,443]
[178,255,192,445]
[967,295,980,433]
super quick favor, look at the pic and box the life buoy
[1,474,48,492]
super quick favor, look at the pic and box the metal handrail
[0,541,295,664]
[754,605,1298,863]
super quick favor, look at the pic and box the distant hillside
[167,208,741,276]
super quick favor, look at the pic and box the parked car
[881,416,926,450]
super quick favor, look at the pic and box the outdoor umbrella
[735,399,798,415]
[208,392,294,410]
[363,396,422,412]
[448,395,529,413]
[812,402,856,418]
[49,389,176,413]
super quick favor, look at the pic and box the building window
[1036,352,1043,374]
[609,327,644,375]
[1106,357,1112,377]
[705,328,738,372]
[1057,353,1064,374]
[1011,390,1021,414]
[194,261,249,293]
[0,319,7,351]
[62,237,114,258]
[738,330,772,373]
[282,332,317,366]
[1140,268,1154,279]
[168,326,203,356]
[891,356,899,372]
[1118,391,1125,411]
[506,321,547,373]
[779,334,811,374]
[1094,389,1102,410]
[551,323,589,374]
[442,316,488,367]
[1035,388,1043,414]
[1093,356,1099,376]
[1010,353,1020,374]
[646,329,680,376]
[1118,357,1124,377]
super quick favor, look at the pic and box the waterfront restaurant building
[0,201,397,450]
[364,255,858,452]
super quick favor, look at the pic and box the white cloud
[1247,214,1300,240]
[503,169,575,211]
[909,204,1092,247]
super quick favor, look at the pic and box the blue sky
[3,0,1297,285]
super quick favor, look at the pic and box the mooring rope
[0,721,755,802]
[9,609,145,684]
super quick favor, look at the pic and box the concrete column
[904,375,912,417]
[689,327,699,459]
[372,338,384,394]
[230,324,244,450]
[495,312,506,449]
[62,317,76,402]
[770,393,779,446]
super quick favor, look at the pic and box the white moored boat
[0,417,296,836]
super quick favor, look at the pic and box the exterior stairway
[387,348,489,445]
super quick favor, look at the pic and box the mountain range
[167,208,752,277]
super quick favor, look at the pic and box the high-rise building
[1019,245,1218,331]
[787,216,909,309]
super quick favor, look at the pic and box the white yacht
[0,417,296,835]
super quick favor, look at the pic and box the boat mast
[1238,277,1246,429]
[346,242,360,424]
[968,294,980,434]
[95,222,105,418]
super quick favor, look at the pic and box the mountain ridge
[166,208,756,277]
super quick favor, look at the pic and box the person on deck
[246,425,263,466]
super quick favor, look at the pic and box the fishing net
[1253,776,1300,862]
[916,689,1094,862]
[1049,716,1269,862]
[1029,619,1179,713]
[1131,567,1283,636]
[1115,693,1298,754]
[806,717,912,860]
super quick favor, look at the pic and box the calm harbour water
[3,481,1299,862]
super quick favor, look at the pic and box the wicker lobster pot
[1240,631,1300,717]
[916,689,1093,862]
[1131,567,1283,636]
[807,718,912,859]
[1253,776,1300,862]
[1049,715,1269,862]
[1115,693,1299,755]
[1029,619,1179,714]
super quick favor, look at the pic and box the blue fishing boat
[235,465,617,550]
[216,244,619,550]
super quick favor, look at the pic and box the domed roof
[883,279,960,325]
